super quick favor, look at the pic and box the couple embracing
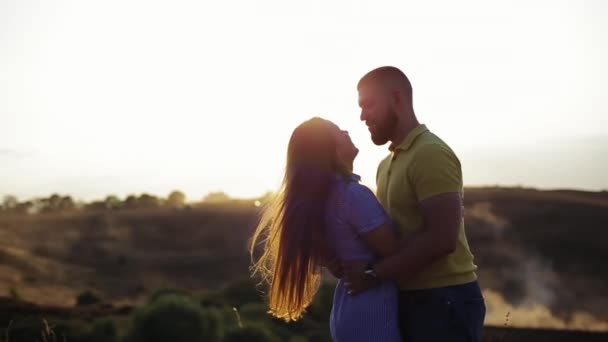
[250,66,486,342]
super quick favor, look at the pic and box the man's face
[358,84,397,145]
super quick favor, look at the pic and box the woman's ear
[335,145,347,168]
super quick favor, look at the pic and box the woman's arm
[342,182,401,259]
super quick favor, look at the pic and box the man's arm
[343,143,464,293]
[375,191,462,281]
[322,257,344,279]
[343,192,462,293]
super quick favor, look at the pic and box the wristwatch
[363,262,378,280]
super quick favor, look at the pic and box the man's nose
[360,111,366,121]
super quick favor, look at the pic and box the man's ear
[391,90,401,109]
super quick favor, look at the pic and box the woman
[250,117,402,341]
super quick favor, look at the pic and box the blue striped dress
[325,174,402,342]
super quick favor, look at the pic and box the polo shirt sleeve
[409,143,463,201]
[344,183,391,234]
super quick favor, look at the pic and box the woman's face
[329,122,359,171]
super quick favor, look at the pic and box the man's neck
[391,114,420,147]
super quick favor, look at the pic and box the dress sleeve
[342,183,391,234]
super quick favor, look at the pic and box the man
[343,66,486,341]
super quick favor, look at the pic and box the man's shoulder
[416,130,450,147]
[412,131,458,158]
[377,153,393,169]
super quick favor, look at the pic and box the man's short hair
[358,66,412,96]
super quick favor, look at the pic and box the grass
[2,288,608,342]
[0,318,61,342]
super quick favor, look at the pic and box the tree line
[0,190,274,215]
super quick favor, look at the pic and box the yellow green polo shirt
[376,124,477,290]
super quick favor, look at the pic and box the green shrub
[124,294,221,342]
[288,336,308,342]
[85,317,118,342]
[8,287,21,300]
[147,287,192,304]
[307,282,334,322]
[76,290,102,306]
[306,329,332,342]
[7,318,88,342]
[220,278,264,307]
[238,303,269,321]
[52,320,90,341]
[199,289,228,308]
[222,325,278,342]
[6,317,45,342]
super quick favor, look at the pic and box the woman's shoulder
[330,174,375,205]
[340,176,377,202]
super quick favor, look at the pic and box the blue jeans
[398,281,486,342]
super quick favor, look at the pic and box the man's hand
[318,242,343,279]
[342,260,379,295]
[323,256,344,279]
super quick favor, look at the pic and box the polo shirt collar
[389,124,428,152]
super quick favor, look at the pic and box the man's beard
[371,110,398,146]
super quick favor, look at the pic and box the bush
[306,329,333,342]
[7,317,47,342]
[147,287,193,304]
[238,303,269,321]
[229,304,317,342]
[7,317,88,342]
[307,282,334,322]
[9,286,21,300]
[76,290,102,306]
[220,278,264,308]
[85,317,118,342]
[124,294,221,342]
[288,336,308,342]
[222,325,278,342]
[199,290,228,308]
[52,320,90,342]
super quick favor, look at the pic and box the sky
[1,0,607,202]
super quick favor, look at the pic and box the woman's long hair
[249,117,350,321]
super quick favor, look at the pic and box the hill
[0,188,607,332]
